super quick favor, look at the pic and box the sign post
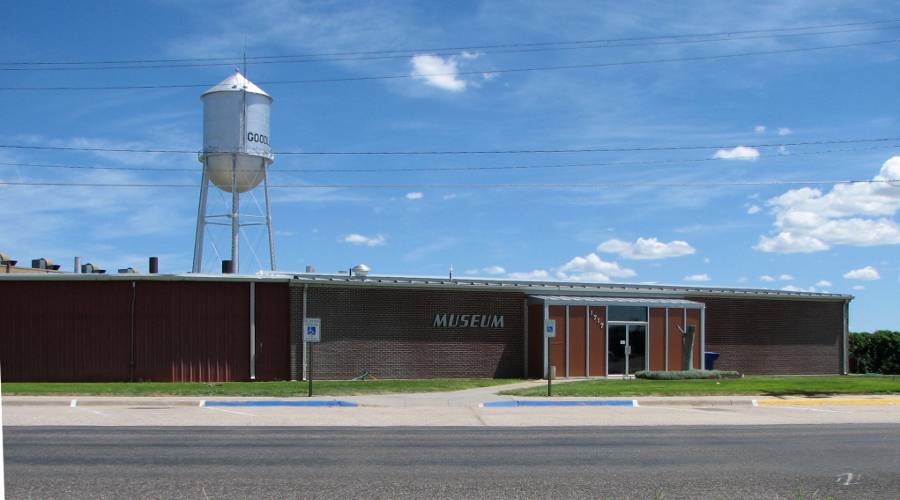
[303,318,322,397]
[544,319,556,397]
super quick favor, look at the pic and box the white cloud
[781,285,816,292]
[747,205,761,214]
[596,237,695,260]
[852,284,866,291]
[713,146,760,161]
[442,193,457,200]
[684,273,711,282]
[756,156,900,253]
[843,266,880,281]
[759,275,775,282]
[778,274,794,281]
[405,191,424,200]
[410,54,466,92]
[341,233,386,247]
[508,269,551,280]
[465,265,506,275]
[816,280,832,287]
[754,125,767,133]
[556,252,636,282]
[777,127,793,136]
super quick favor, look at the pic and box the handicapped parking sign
[303,318,322,343]
[544,319,556,338]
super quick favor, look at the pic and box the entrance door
[607,324,647,375]
[627,325,647,375]
[608,325,627,375]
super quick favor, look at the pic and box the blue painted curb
[204,400,358,408]
[482,400,636,408]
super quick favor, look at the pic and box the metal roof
[530,295,705,309]
[0,271,853,301]
[202,71,271,98]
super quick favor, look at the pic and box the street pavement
[5,425,899,499]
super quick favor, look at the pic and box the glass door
[608,325,627,375]
[607,323,648,375]
[627,325,647,375]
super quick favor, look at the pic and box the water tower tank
[200,71,273,193]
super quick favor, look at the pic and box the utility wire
[0,179,898,189]
[2,38,896,91]
[1,136,897,156]
[4,18,898,66]
[3,25,897,71]
[0,144,895,174]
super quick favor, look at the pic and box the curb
[481,400,638,408]
[203,400,358,408]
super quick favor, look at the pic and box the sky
[1,0,899,331]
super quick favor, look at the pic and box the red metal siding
[649,308,666,371]
[0,281,133,381]
[527,304,545,379]
[667,308,685,370]
[687,309,702,370]
[133,281,250,382]
[254,283,290,381]
[588,306,606,376]
[568,306,587,377]
[548,306,566,377]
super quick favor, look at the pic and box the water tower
[192,71,276,273]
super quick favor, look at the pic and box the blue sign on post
[303,318,322,343]
[544,319,556,338]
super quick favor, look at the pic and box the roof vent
[81,262,106,274]
[117,267,139,274]
[351,264,370,277]
[0,252,16,266]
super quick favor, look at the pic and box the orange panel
[649,308,666,371]
[588,306,606,376]
[548,305,567,377]
[687,309,702,369]
[568,306,587,377]
[667,308,685,371]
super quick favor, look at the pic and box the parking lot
[4,397,900,427]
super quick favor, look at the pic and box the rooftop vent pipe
[149,256,159,274]
[222,259,234,274]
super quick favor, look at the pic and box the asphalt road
[4,425,899,499]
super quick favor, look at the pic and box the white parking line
[646,406,722,414]
[772,406,852,414]
[204,407,257,417]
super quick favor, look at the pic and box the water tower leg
[231,154,240,273]
[192,167,210,273]
[263,167,276,271]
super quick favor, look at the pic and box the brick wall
[290,285,526,379]
[691,297,845,375]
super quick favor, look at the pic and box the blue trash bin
[704,352,720,370]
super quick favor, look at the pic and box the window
[607,306,648,322]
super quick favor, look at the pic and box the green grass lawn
[500,375,900,397]
[1,378,519,397]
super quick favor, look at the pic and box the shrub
[634,369,741,380]
[850,331,900,375]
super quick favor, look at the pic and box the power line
[2,38,896,91]
[0,179,897,189]
[4,18,898,67]
[1,144,895,174]
[1,136,897,156]
[3,25,897,72]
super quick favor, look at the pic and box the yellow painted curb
[757,398,900,406]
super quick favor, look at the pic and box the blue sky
[2,1,899,331]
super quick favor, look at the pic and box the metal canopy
[530,295,705,309]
